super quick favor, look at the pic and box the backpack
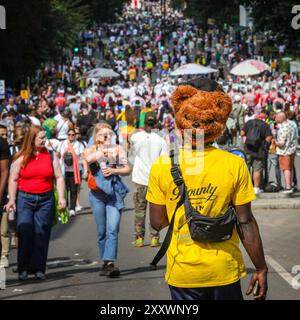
[228,147,247,162]
[264,181,280,193]
[246,121,261,148]
[64,152,73,167]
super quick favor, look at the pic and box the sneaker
[106,264,120,278]
[150,238,160,247]
[35,272,46,280]
[99,264,108,276]
[134,237,144,247]
[75,206,83,212]
[69,210,76,217]
[0,256,9,268]
[100,263,120,278]
[18,271,28,281]
[280,188,293,194]
[254,187,264,195]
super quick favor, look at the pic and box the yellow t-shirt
[146,147,256,288]
[128,68,137,81]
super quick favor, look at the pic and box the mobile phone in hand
[253,280,259,296]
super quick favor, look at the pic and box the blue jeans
[16,191,55,273]
[268,153,282,187]
[89,191,121,262]
[169,281,243,300]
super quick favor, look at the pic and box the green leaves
[49,0,89,50]
[240,0,299,48]
[171,0,240,27]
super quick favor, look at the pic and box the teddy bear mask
[171,85,232,144]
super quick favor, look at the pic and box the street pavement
[0,155,300,300]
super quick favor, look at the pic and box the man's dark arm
[235,202,268,300]
[149,203,169,231]
[0,159,9,202]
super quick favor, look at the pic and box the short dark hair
[183,78,224,93]
[80,103,89,110]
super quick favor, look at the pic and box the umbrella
[85,68,119,79]
[230,59,270,76]
[171,63,218,76]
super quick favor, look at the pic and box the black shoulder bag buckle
[150,150,237,270]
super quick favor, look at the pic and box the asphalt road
[0,172,300,300]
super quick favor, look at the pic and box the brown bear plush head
[171,84,232,144]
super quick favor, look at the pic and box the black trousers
[65,172,77,211]
[169,280,243,300]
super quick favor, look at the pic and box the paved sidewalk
[252,192,300,210]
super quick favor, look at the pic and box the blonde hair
[13,126,27,146]
[92,122,112,146]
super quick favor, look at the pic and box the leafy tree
[172,0,240,28]
[45,0,89,62]
[240,0,299,49]
[82,0,125,23]
[0,0,50,86]
[0,0,89,86]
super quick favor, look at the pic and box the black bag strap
[150,150,185,270]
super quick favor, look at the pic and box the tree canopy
[0,0,125,87]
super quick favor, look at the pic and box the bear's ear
[211,91,232,118]
[171,85,198,113]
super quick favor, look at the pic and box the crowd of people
[0,0,299,299]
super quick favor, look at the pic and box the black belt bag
[183,203,236,243]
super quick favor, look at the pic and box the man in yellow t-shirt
[146,79,268,300]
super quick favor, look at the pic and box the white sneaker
[69,210,76,217]
[280,188,293,194]
[254,187,264,195]
[75,206,83,212]
[0,256,9,268]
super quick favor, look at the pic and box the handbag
[150,150,237,269]
[64,151,73,166]
[49,150,69,225]
[87,161,102,192]
[53,187,69,225]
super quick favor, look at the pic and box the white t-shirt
[59,140,84,172]
[130,131,169,186]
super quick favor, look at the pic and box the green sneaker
[134,237,144,247]
[150,238,160,247]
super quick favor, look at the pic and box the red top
[18,148,54,194]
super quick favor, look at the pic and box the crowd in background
[0,0,299,277]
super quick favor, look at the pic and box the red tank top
[18,149,54,194]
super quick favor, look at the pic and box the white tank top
[57,120,69,140]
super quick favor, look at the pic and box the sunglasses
[68,133,75,136]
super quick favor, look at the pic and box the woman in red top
[5,126,66,281]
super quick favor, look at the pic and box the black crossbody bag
[150,150,237,270]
